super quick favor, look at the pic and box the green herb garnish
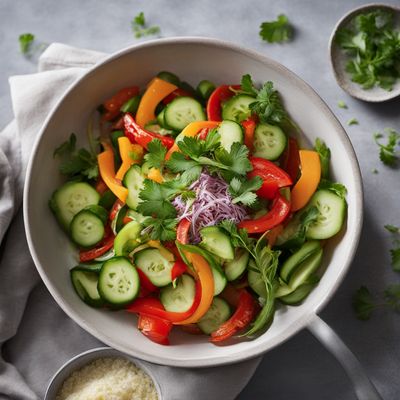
[373,128,400,167]
[19,33,35,54]
[259,14,292,43]
[144,139,167,170]
[347,118,359,126]
[385,224,400,272]
[336,10,400,91]
[132,12,160,38]
[318,179,347,199]
[314,138,331,179]
[228,176,263,206]
[337,100,348,109]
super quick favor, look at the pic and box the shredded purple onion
[172,172,248,243]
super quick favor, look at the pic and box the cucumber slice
[280,241,321,282]
[120,95,141,114]
[196,80,216,100]
[82,205,108,224]
[73,262,104,273]
[222,94,254,123]
[306,190,346,240]
[217,120,244,152]
[253,123,287,160]
[134,248,174,287]
[157,71,180,86]
[164,97,206,131]
[248,260,267,298]
[199,227,234,261]
[49,182,100,230]
[144,122,175,136]
[160,274,196,312]
[123,165,145,210]
[70,208,106,248]
[114,220,142,256]
[157,108,166,127]
[288,248,323,291]
[98,257,140,306]
[70,268,103,307]
[197,297,231,334]
[280,275,320,305]
[211,264,227,296]
[275,214,305,250]
[224,250,249,281]
[94,249,115,262]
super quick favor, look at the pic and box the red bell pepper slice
[241,118,257,150]
[95,179,108,195]
[102,86,140,121]
[123,114,175,150]
[210,289,258,342]
[171,260,187,281]
[162,88,192,105]
[281,137,301,182]
[79,226,114,262]
[206,85,241,121]
[238,193,291,234]
[109,199,125,221]
[127,281,201,323]
[137,268,158,295]
[180,324,203,335]
[176,218,191,244]
[138,310,172,345]
[248,157,293,200]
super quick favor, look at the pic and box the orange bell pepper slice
[97,149,128,202]
[165,121,220,160]
[136,78,178,127]
[147,167,164,183]
[115,137,144,180]
[290,150,321,211]
[174,252,214,325]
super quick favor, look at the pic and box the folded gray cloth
[0,43,261,400]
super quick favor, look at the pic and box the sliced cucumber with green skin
[224,250,249,281]
[157,71,180,86]
[306,190,346,240]
[253,123,287,160]
[49,182,100,230]
[211,264,227,296]
[110,205,127,235]
[94,249,115,262]
[135,248,174,287]
[279,275,320,305]
[275,214,305,250]
[160,274,196,312]
[157,109,166,127]
[98,257,140,306]
[144,121,175,136]
[120,95,141,114]
[280,241,321,282]
[222,94,254,123]
[217,120,244,152]
[164,97,206,131]
[288,248,323,291]
[73,262,104,273]
[196,80,216,100]
[197,297,231,334]
[114,220,142,256]
[274,282,294,298]
[125,209,149,225]
[70,208,106,248]
[71,268,104,307]
[199,227,234,261]
[248,260,267,298]
[82,205,108,224]
[123,165,145,210]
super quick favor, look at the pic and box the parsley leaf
[318,179,347,199]
[347,118,359,126]
[385,224,400,234]
[240,74,258,97]
[374,128,400,167]
[259,14,292,44]
[19,33,35,54]
[132,12,160,38]
[352,286,376,320]
[384,224,400,272]
[314,138,331,179]
[337,100,348,109]
[229,176,263,206]
[144,139,167,170]
[384,284,400,312]
[142,217,177,241]
[54,133,98,180]
[390,248,400,272]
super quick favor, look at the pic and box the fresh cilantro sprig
[228,176,263,206]
[144,139,167,170]
[337,100,348,109]
[142,217,178,242]
[19,33,35,54]
[374,128,400,167]
[132,12,160,38]
[53,133,98,180]
[219,220,255,256]
[259,14,292,44]
[336,10,400,91]
[314,138,331,179]
[353,284,400,320]
[239,74,287,126]
[318,179,347,199]
[384,224,400,272]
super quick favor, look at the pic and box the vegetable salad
[50,71,347,345]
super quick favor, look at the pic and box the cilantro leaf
[337,100,348,109]
[134,11,145,26]
[132,12,160,38]
[19,33,35,54]
[352,286,376,320]
[219,220,254,255]
[383,284,400,312]
[214,142,252,177]
[390,248,400,272]
[142,217,177,241]
[137,179,177,219]
[347,118,359,126]
[314,138,331,179]
[166,151,200,173]
[229,176,263,206]
[318,179,347,199]
[54,133,76,157]
[240,74,258,97]
[374,128,400,167]
[144,139,167,170]
[259,15,292,44]
[384,224,400,234]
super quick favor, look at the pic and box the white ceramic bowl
[44,347,162,399]
[24,37,363,368]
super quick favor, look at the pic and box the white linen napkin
[0,43,261,400]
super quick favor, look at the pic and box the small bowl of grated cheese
[45,347,162,400]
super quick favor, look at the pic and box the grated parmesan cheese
[55,357,158,400]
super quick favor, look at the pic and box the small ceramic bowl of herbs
[329,3,400,102]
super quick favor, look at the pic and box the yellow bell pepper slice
[136,78,178,127]
[147,167,164,183]
[115,137,144,181]
[291,150,321,211]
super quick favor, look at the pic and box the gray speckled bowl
[45,347,162,400]
[329,3,400,102]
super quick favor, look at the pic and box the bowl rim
[329,2,400,102]
[44,346,163,399]
[23,36,363,367]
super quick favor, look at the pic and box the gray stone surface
[1,0,399,399]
